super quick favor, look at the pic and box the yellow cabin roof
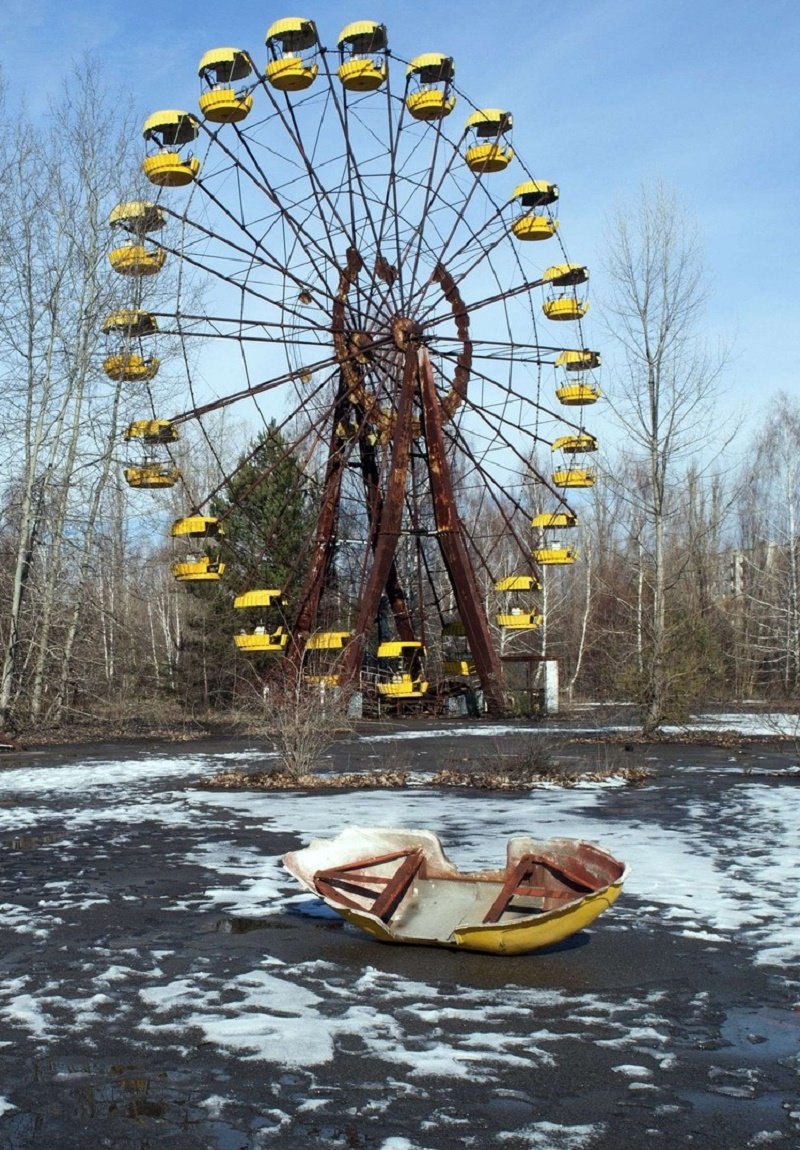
[555,349,601,369]
[338,20,387,50]
[142,110,199,144]
[531,511,578,529]
[109,201,165,232]
[495,575,537,592]
[170,515,223,538]
[377,641,425,657]
[234,589,284,609]
[197,47,252,80]
[511,180,559,205]
[305,631,352,650]
[102,309,158,336]
[552,434,598,453]
[266,17,318,49]
[543,263,589,286]
[407,53,455,82]
[465,108,512,130]
[533,547,578,565]
[124,419,177,443]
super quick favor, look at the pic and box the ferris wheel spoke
[446,389,579,514]
[434,346,586,435]
[258,80,351,267]
[202,121,343,287]
[168,351,342,424]
[400,118,481,307]
[316,63,394,273]
[158,213,335,333]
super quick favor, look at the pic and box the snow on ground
[1,733,799,968]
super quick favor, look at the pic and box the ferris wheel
[104,17,602,715]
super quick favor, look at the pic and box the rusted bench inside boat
[482,853,599,923]
[314,848,424,922]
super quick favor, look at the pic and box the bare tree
[736,395,800,696]
[602,182,732,731]
[0,63,179,726]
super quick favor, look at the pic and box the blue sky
[3,0,798,429]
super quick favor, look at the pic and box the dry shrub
[263,672,354,780]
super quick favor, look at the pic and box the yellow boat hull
[284,827,627,956]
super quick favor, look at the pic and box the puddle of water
[721,1007,800,1064]
[215,915,271,934]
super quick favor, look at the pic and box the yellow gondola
[542,264,589,322]
[233,589,288,653]
[303,631,352,684]
[266,18,319,91]
[543,264,589,287]
[142,111,201,187]
[125,464,181,489]
[306,631,352,650]
[376,640,428,698]
[124,419,178,444]
[510,180,559,241]
[543,298,589,321]
[532,547,578,565]
[103,354,160,382]
[464,109,513,173]
[171,556,225,582]
[552,434,598,454]
[405,54,456,121]
[441,616,474,678]
[198,48,254,123]
[496,611,543,630]
[552,468,596,489]
[494,576,541,630]
[338,21,388,92]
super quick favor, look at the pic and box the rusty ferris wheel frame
[125,23,598,716]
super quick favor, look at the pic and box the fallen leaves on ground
[204,764,651,791]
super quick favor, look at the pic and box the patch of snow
[497,1121,604,1147]
[612,1064,653,1079]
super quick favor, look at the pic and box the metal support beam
[418,348,509,715]
[339,345,420,685]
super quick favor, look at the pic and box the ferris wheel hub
[391,316,423,351]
